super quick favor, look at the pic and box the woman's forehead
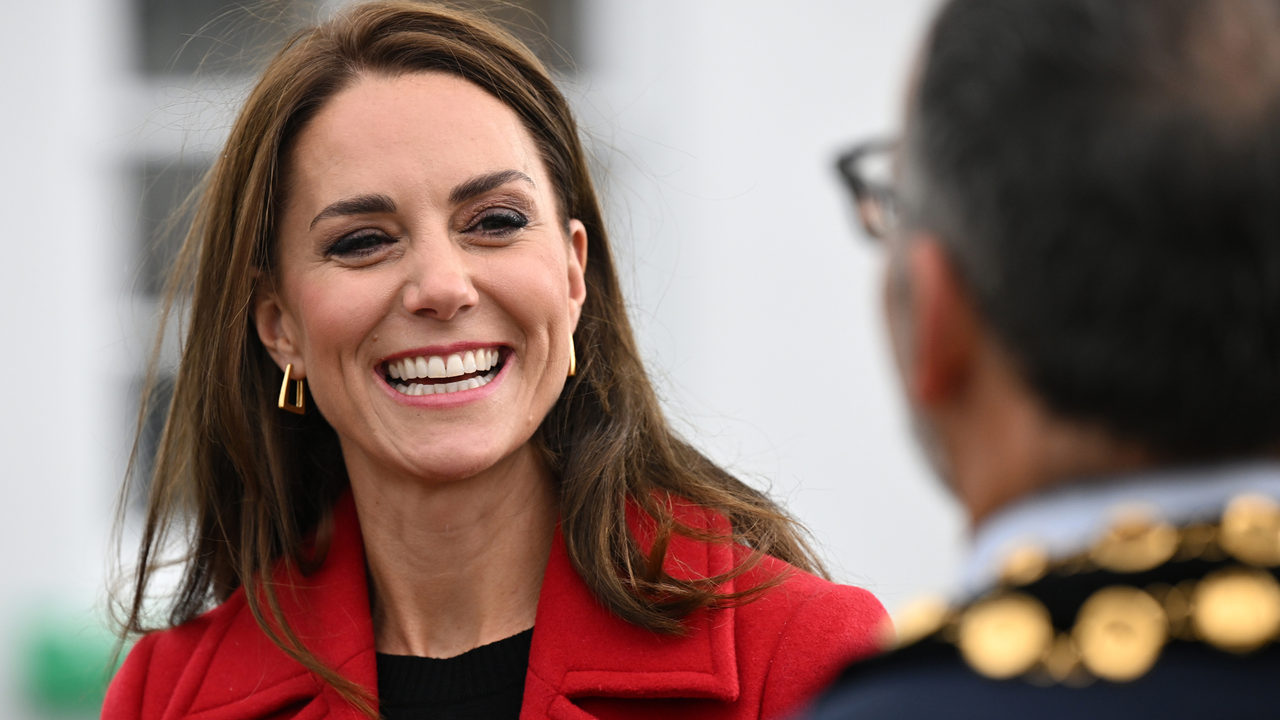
[285,72,546,203]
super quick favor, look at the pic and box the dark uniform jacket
[808,472,1280,720]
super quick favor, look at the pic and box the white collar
[961,460,1280,596]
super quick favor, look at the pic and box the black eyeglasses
[835,138,899,240]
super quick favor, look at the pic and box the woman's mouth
[382,347,504,396]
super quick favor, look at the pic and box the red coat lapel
[524,525,739,705]
[522,500,744,720]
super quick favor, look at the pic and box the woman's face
[256,72,587,484]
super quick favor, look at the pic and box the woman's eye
[327,229,393,257]
[470,209,528,235]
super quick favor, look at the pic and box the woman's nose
[401,242,479,321]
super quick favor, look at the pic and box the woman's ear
[566,219,589,330]
[252,277,307,378]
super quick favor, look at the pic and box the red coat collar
[186,490,741,720]
[525,506,739,703]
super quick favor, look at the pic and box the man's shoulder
[810,494,1280,720]
[812,633,1280,720]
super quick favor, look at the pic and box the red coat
[104,493,885,720]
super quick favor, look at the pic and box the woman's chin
[374,438,535,486]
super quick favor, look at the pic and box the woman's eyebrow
[310,193,397,230]
[449,169,535,205]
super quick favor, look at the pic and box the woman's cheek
[490,249,572,328]
[295,275,390,362]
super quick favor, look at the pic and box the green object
[20,613,126,715]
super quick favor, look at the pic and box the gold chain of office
[887,494,1280,686]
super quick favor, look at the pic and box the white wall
[0,0,135,716]
[570,0,965,608]
[0,1,962,716]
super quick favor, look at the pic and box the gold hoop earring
[278,363,306,415]
[568,334,577,378]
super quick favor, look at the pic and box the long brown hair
[120,0,826,711]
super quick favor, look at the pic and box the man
[811,0,1280,717]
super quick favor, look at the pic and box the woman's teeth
[385,348,502,396]
[393,374,494,395]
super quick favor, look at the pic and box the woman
[104,3,886,719]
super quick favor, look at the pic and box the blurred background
[0,0,959,716]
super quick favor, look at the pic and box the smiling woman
[104,4,886,720]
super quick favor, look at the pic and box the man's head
[882,0,1280,521]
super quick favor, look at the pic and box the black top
[377,628,533,720]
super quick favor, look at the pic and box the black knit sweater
[376,628,533,720]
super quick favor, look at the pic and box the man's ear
[566,219,589,330]
[908,238,979,407]
[252,278,307,378]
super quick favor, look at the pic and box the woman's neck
[347,443,557,658]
